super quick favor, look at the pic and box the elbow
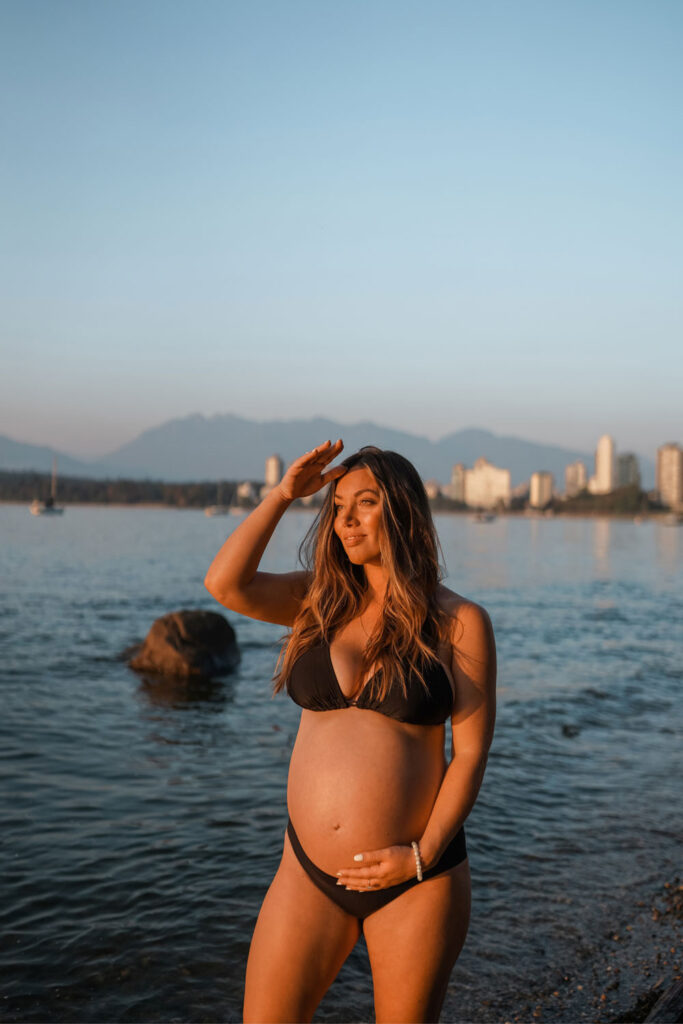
[204,571,241,612]
[204,570,224,603]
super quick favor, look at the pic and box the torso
[286,595,458,874]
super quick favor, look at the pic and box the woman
[204,440,496,1023]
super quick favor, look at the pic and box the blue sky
[1,0,681,459]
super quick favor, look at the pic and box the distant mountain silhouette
[0,434,103,477]
[0,415,656,487]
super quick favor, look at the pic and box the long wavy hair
[272,446,450,701]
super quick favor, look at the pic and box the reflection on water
[1,505,681,1024]
[592,517,611,575]
[656,518,680,573]
[137,673,238,710]
[440,516,511,591]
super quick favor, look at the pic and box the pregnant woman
[204,440,496,1023]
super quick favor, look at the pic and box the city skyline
[7,435,680,511]
[4,413,678,501]
[1,1,681,457]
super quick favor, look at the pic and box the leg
[363,858,471,1024]
[243,829,362,1023]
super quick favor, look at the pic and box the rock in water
[129,610,240,679]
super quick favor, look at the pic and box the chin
[344,551,365,565]
[345,549,380,566]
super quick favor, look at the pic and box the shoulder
[436,584,495,651]
[436,584,493,632]
[436,585,496,706]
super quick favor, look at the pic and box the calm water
[1,506,681,1022]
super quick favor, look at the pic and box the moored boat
[205,482,230,516]
[30,458,64,515]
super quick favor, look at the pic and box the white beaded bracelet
[411,840,424,881]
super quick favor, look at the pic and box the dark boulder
[129,610,240,680]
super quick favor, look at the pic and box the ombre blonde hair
[272,446,449,700]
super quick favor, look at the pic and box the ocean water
[1,505,681,1022]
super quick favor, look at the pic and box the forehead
[334,466,379,498]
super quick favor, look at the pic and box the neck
[363,562,389,604]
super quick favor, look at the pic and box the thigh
[243,830,362,1024]
[363,858,471,1024]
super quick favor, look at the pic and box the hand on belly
[333,842,419,892]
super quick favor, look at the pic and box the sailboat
[204,481,230,517]
[472,511,496,523]
[30,457,65,515]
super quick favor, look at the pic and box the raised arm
[204,440,346,626]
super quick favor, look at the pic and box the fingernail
[354,854,363,862]
[336,879,343,885]
[335,871,342,876]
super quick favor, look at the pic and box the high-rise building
[464,458,511,509]
[616,453,641,488]
[565,460,587,497]
[446,463,466,503]
[265,454,284,488]
[530,471,554,508]
[656,443,683,509]
[236,481,257,503]
[588,434,616,494]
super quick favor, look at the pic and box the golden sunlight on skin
[332,467,385,569]
[288,470,454,873]
[205,441,495,1023]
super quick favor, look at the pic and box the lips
[344,534,365,546]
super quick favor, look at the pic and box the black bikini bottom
[286,816,467,923]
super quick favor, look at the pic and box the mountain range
[0,414,656,488]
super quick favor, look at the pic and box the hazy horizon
[2,0,681,458]
[1,411,664,476]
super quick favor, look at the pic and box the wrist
[416,836,441,871]
[271,485,294,507]
[410,841,424,881]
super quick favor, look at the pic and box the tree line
[0,471,663,515]
[554,483,658,515]
[0,471,259,508]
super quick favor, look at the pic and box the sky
[1,0,681,461]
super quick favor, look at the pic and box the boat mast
[51,456,57,502]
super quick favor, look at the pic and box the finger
[311,439,338,455]
[321,465,347,485]
[291,440,334,466]
[337,876,382,890]
[312,439,343,465]
[336,866,379,880]
[348,848,388,866]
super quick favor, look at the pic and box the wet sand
[476,876,682,1024]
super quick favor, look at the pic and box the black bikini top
[287,642,454,726]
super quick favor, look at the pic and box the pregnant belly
[287,708,447,875]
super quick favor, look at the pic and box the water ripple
[1,507,681,1022]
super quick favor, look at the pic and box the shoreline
[478,875,682,1024]
[1,498,678,523]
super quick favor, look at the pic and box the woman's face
[332,467,385,566]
